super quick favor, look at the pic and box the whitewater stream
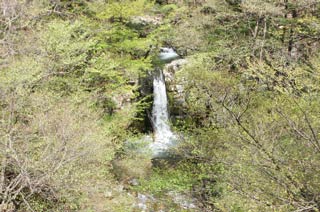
[149,47,179,157]
[150,69,176,157]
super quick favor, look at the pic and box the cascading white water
[124,48,179,158]
[159,47,179,61]
[150,69,176,157]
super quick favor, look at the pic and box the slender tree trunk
[287,3,298,57]
[260,16,267,61]
[253,18,259,39]
[0,154,7,206]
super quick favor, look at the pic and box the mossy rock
[112,155,152,183]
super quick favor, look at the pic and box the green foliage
[0,56,42,89]
[40,20,96,75]
[0,0,160,210]
[160,4,178,15]
[1,0,320,211]
[136,166,194,194]
[96,0,154,22]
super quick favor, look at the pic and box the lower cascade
[150,69,177,157]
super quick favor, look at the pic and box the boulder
[130,15,163,26]
[163,59,187,84]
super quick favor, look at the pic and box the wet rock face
[163,59,187,85]
[162,59,188,116]
[139,71,154,96]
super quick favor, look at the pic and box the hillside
[1,0,320,211]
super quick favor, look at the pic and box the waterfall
[150,69,176,157]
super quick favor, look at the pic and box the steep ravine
[136,48,197,211]
[112,47,196,211]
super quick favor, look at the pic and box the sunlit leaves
[96,0,154,22]
[40,20,96,74]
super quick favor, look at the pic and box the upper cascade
[159,47,180,61]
